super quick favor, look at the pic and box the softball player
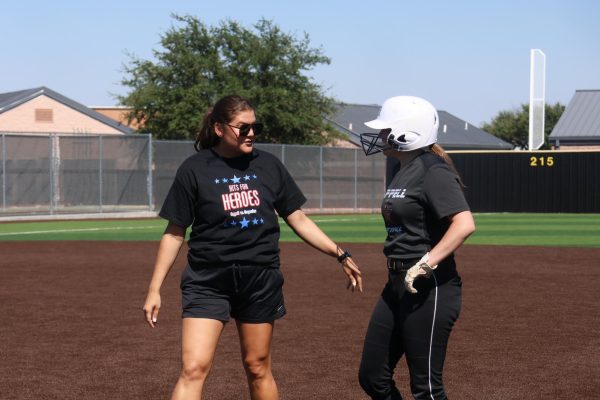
[358,96,475,400]
[142,95,362,400]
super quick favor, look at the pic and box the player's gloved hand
[404,253,437,294]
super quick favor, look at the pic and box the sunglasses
[226,123,263,136]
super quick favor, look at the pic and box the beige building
[91,106,143,130]
[0,87,134,135]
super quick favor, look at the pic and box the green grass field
[1,213,599,247]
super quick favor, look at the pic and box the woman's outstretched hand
[342,258,363,292]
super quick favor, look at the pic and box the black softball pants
[358,261,461,400]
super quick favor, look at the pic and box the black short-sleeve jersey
[159,148,306,267]
[381,152,470,260]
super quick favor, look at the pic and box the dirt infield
[1,242,598,399]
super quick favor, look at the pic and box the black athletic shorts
[180,263,286,323]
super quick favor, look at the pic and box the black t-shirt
[159,148,306,267]
[381,152,470,260]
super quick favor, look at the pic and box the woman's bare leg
[171,318,225,400]
[237,321,278,400]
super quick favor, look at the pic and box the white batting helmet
[360,96,439,155]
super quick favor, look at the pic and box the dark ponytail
[194,95,254,152]
[194,108,218,151]
[430,143,465,189]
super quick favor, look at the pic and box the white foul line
[0,225,161,237]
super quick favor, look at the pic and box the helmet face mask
[360,132,386,156]
[360,96,439,156]
[360,128,423,155]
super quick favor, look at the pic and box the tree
[481,102,565,149]
[119,15,337,145]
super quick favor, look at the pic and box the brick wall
[557,145,600,151]
[92,107,141,130]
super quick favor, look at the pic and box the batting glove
[404,253,437,294]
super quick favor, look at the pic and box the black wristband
[337,250,352,263]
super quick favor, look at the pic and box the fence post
[49,135,54,214]
[99,135,103,213]
[354,149,358,210]
[1,134,5,211]
[281,144,285,165]
[319,146,323,211]
[147,134,153,211]
[52,135,62,213]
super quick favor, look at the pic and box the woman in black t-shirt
[358,96,475,400]
[142,95,362,400]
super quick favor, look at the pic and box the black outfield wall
[386,151,600,213]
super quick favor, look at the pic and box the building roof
[549,90,600,143]
[0,87,135,134]
[328,103,512,150]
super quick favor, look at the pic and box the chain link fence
[0,134,385,218]
[0,134,153,216]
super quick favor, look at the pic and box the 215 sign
[530,156,554,167]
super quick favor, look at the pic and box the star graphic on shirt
[222,177,229,183]
[230,220,237,226]
[252,174,258,179]
[244,175,251,181]
[260,218,264,224]
[240,217,250,229]
[231,175,241,184]
[214,178,220,184]
[252,218,259,225]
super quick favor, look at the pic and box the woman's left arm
[427,210,476,266]
[284,209,363,292]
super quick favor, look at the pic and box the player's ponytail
[195,108,218,151]
[430,143,465,189]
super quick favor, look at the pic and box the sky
[1,0,599,127]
